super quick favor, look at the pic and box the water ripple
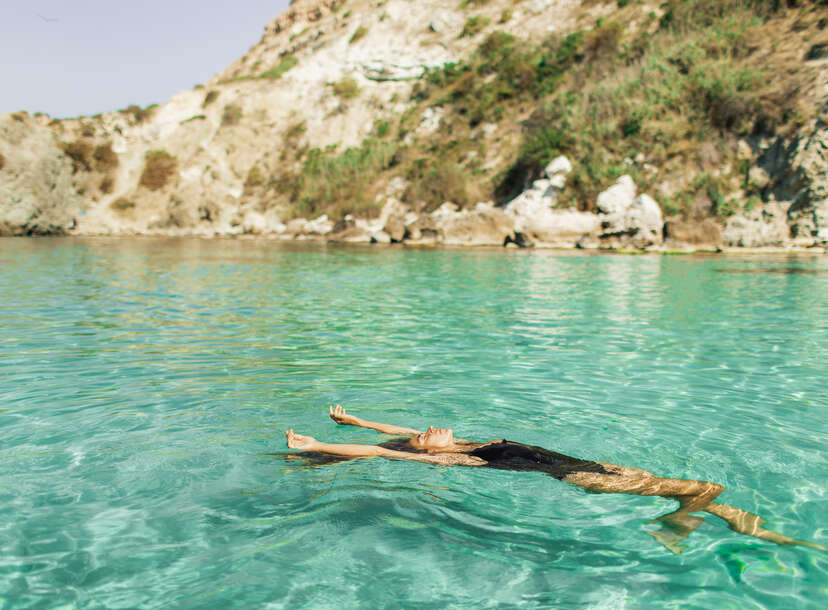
[0,239,826,608]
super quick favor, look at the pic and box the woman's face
[410,426,454,450]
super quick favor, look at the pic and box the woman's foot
[646,512,705,554]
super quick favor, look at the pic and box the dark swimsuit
[468,440,611,480]
[285,438,612,478]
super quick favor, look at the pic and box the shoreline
[4,233,827,257]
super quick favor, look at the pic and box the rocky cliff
[1,0,826,250]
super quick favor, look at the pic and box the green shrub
[403,160,470,209]
[139,150,178,190]
[181,114,206,124]
[221,104,243,127]
[374,120,391,137]
[349,25,368,44]
[460,15,490,38]
[260,55,298,79]
[332,76,360,99]
[202,90,220,107]
[277,138,396,218]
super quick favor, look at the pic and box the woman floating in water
[285,406,825,553]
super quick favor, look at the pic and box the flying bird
[36,13,59,23]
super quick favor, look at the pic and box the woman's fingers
[329,404,347,423]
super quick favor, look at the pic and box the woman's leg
[564,465,724,554]
[704,502,827,550]
[565,464,725,511]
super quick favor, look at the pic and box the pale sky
[1,1,291,118]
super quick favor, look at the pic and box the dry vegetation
[221,104,243,127]
[258,0,824,222]
[110,197,135,212]
[202,90,220,108]
[139,150,178,190]
[62,140,93,173]
[121,104,158,124]
[0,152,5,171]
[331,77,360,99]
[93,143,119,172]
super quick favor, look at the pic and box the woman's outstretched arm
[328,405,423,436]
[285,430,485,466]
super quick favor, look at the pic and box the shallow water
[0,238,826,609]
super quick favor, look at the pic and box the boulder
[432,202,514,246]
[378,195,415,241]
[242,211,267,234]
[504,156,598,246]
[384,214,406,242]
[592,177,664,247]
[599,193,664,245]
[283,218,309,236]
[329,215,388,243]
[305,214,333,235]
[404,214,440,243]
[544,156,572,179]
[596,175,636,215]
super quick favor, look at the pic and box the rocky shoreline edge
[24,154,819,255]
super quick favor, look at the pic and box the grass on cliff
[269,0,819,222]
[406,0,818,216]
[272,138,397,218]
[260,56,299,79]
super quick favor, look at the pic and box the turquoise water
[0,238,826,609]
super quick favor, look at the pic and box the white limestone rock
[432,201,514,246]
[544,156,572,179]
[723,202,790,247]
[0,114,78,235]
[592,176,664,247]
[596,175,636,215]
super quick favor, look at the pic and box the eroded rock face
[723,202,790,247]
[786,125,828,245]
[663,218,722,247]
[0,115,78,235]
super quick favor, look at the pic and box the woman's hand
[286,429,317,450]
[329,404,358,426]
